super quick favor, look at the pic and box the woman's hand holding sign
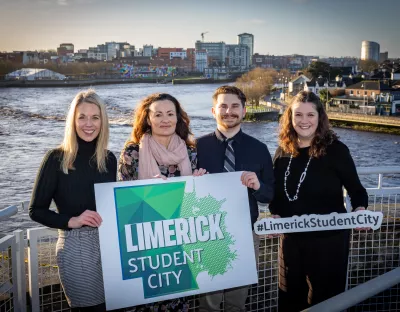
[354,207,371,231]
[266,214,281,239]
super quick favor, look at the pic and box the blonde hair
[60,89,110,174]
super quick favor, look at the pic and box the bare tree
[235,68,276,107]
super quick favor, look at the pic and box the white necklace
[284,154,312,201]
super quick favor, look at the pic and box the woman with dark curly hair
[269,91,368,311]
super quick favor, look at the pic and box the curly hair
[127,93,194,147]
[278,90,338,158]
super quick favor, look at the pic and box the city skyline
[1,0,399,58]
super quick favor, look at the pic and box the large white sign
[255,210,383,235]
[95,172,257,311]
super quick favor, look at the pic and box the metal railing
[0,167,399,311]
[246,106,278,114]
[302,267,400,312]
[0,233,19,312]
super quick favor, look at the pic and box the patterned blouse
[118,143,197,181]
[117,143,195,311]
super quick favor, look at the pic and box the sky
[1,0,399,58]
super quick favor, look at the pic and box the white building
[106,42,120,60]
[88,52,107,61]
[304,77,347,96]
[204,66,228,79]
[5,68,66,80]
[195,50,208,72]
[143,45,153,57]
[289,75,310,94]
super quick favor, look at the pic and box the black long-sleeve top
[197,129,275,226]
[269,140,368,235]
[29,137,117,230]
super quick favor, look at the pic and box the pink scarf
[138,133,192,180]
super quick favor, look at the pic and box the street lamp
[361,75,366,107]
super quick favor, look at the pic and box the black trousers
[278,231,350,312]
[70,303,106,312]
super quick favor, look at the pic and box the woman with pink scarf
[117,93,203,311]
[118,93,202,181]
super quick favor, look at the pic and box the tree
[235,68,276,107]
[319,89,332,104]
[359,59,379,73]
[307,61,332,79]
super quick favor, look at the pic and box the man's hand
[68,210,102,229]
[241,171,260,191]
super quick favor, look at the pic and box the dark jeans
[278,231,350,312]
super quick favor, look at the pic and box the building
[143,45,153,57]
[157,48,184,58]
[226,44,250,70]
[204,65,229,79]
[237,33,254,67]
[331,81,399,115]
[5,68,66,80]
[57,43,74,56]
[118,43,135,58]
[252,54,273,68]
[170,51,187,59]
[361,41,380,62]
[195,49,208,72]
[288,75,310,94]
[186,48,195,69]
[392,69,400,81]
[106,42,120,60]
[379,52,389,63]
[195,41,226,65]
[304,77,347,96]
[88,51,107,61]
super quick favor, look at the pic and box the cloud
[57,0,68,5]
[250,19,266,25]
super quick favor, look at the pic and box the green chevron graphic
[114,181,236,299]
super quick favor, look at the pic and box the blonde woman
[29,89,117,311]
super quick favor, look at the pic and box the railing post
[9,235,19,312]
[27,229,40,312]
[377,173,383,189]
[14,230,27,312]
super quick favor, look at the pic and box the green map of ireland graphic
[114,181,237,299]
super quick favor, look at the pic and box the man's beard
[218,113,242,129]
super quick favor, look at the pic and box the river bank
[329,120,400,135]
[0,77,235,88]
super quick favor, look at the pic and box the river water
[1,83,399,233]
